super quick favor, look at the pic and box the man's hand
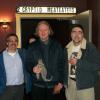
[33,65,42,74]
[53,83,63,94]
[69,58,77,65]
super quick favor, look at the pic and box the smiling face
[6,35,18,52]
[37,23,50,42]
[71,26,84,46]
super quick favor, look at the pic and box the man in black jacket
[26,21,67,100]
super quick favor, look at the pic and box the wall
[0,0,16,51]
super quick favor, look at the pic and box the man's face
[38,24,49,41]
[71,27,84,45]
[7,36,18,51]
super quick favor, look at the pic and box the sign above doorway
[16,7,76,14]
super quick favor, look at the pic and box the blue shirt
[3,50,24,86]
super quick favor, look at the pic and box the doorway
[16,10,92,48]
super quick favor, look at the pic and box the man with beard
[65,24,100,100]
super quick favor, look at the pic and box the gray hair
[35,21,54,37]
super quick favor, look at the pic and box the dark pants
[30,85,66,100]
[0,84,24,100]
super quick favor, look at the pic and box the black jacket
[26,38,67,88]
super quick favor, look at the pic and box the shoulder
[0,50,4,63]
[26,41,40,55]
[86,42,97,50]
[18,48,26,52]
[0,52,3,59]
[28,40,40,49]
[50,38,62,48]
[85,42,100,55]
[0,49,5,57]
[17,48,26,57]
[50,39,64,54]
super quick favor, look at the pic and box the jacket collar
[66,38,87,50]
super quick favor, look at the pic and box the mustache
[10,44,17,46]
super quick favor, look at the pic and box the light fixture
[0,22,10,32]
[1,22,8,28]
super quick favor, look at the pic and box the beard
[73,40,82,46]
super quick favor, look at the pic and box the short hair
[70,24,85,33]
[35,20,54,37]
[6,33,18,42]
